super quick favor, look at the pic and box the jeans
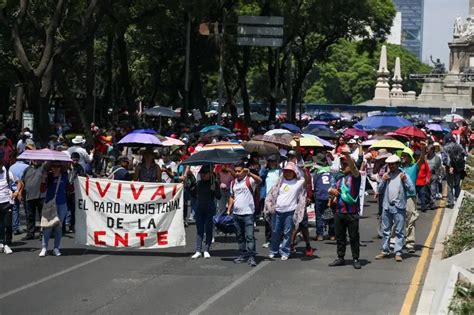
[42,203,68,249]
[195,203,216,252]
[270,211,294,257]
[216,189,229,216]
[12,200,20,232]
[447,173,461,206]
[381,208,405,256]
[66,193,75,228]
[0,202,13,245]
[416,185,429,211]
[315,199,332,237]
[26,198,43,237]
[429,178,438,208]
[334,213,360,259]
[233,214,256,258]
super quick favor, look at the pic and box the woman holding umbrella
[133,149,162,182]
[39,162,70,257]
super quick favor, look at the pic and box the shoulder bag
[40,176,62,228]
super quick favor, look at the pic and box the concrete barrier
[416,191,474,314]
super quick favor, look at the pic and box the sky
[423,0,469,65]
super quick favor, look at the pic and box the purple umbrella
[118,132,162,147]
[17,149,72,162]
[426,123,443,132]
[308,120,328,126]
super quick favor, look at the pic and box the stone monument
[374,45,390,100]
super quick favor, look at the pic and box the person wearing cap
[227,161,262,267]
[287,143,314,257]
[399,144,425,253]
[191,165,221,259]
[16,130,32,154]
[328,150,362,269]
[375,155,415,262]
[264,162,306,260]
[260,154,282,248]
[0,150,23,254]
[67,135,94,174]
[109,156,132,181]
[312,153,335,241]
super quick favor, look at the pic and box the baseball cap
[386,155,401,164]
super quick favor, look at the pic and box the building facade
[393,0,424,59]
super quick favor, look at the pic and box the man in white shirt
[227,161,262,267]
[0,150,23,254]
[67,135,94,173]
[158,155,178,183]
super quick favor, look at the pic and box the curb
[416,191,474,314]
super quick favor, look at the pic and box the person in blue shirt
[312,153,334,241]
[9,156,28,235]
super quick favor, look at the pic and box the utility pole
[286,45,292,122]
[184,12,191,116]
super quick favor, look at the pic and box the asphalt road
[0,197,440,315]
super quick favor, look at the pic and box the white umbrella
[264,129,292,136]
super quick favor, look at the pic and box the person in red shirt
[413,149,431,212]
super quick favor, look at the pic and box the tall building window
[393,0,424,59]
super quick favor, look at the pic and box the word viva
[84,177,180,201]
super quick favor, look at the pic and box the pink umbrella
[161,137,185,146]
[344,128,369,138]
[17,149,72,162]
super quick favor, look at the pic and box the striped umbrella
[17,149,72,162]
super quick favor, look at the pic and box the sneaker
[316,235,324,241]
[233,256,247,264]
[268,253,275,259]
[328,258,345,267]
[203,251,211,259]
[247,257,257,267]
[375,252,390,260]
[395,255,403,262]
[281,256,289,261]
[262,242,270,248]
[212,237,215,243]
[3,245,12,255]
[353,259,361,269]
[0,244,3,253]
[53,248,61,257]
[191,252,202,259]
[329,236,336,241]
[305,247,314,257]
[407,247,416,254]
[39,248,47,257]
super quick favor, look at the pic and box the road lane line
[190,261,270,315]
[399,197,445,315]
[0,254,109,300]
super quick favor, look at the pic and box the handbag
[40,176,62,228]
[321,206,334,220]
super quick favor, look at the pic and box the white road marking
[0,255,109,300]
[190,261,270,315]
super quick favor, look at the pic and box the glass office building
[393,0,424,59]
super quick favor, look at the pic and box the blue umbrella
[280,123,301,133]
[354,115,412,131]
[315,112,340,121]
[118,132,162,146]
[131,129,157,135]
[426,124,443,132]
[200,125,231,134]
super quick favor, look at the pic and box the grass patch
[443,197,474,258]
[449,279,474,315]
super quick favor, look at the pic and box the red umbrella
[394,126,427,140]
[344,128,369,138]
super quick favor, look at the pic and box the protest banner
[74,176,185,249]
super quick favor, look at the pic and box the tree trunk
[236,47,251,123]
[85,36,95,123]
[116,29,136,121]
[103,33,113,124]
[268,48,277,122]
[15,84,25,121]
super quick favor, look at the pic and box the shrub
[443,197,474,258]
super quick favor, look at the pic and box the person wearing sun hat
[397,143,426,253]
[67,135,94,174]
[375,155,415,262]
[264,162,306,260]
